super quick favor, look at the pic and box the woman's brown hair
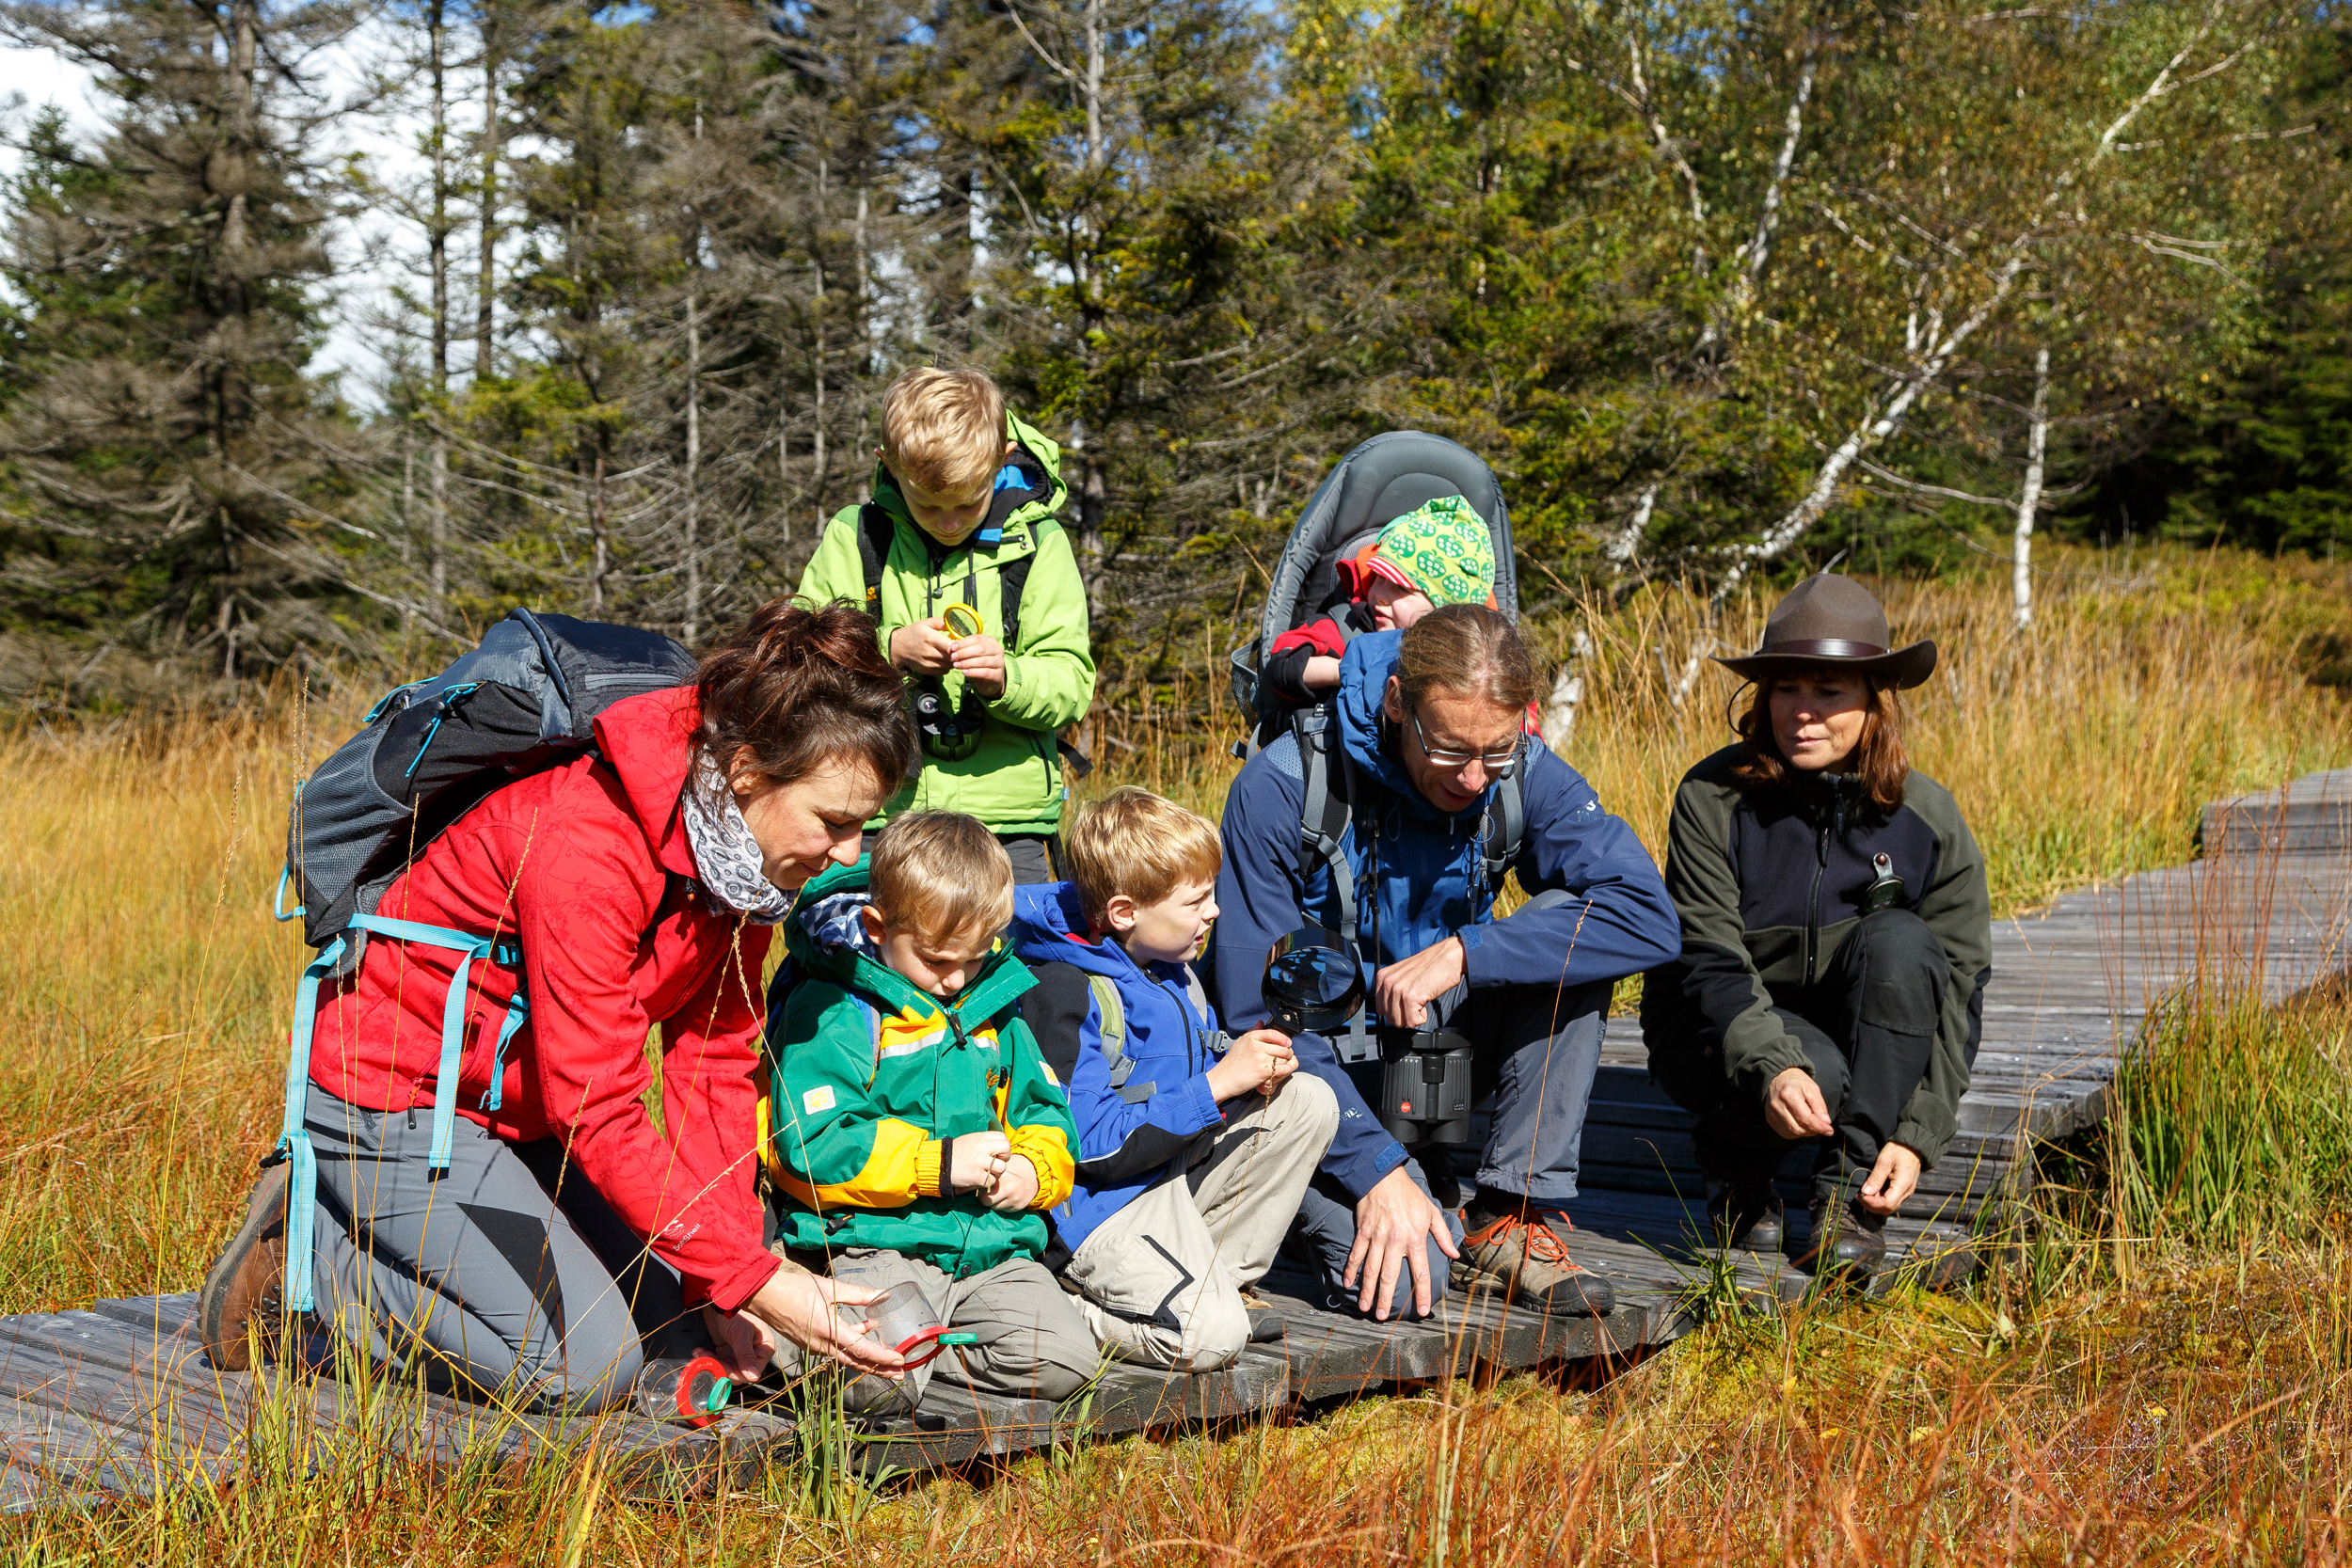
[1728,667,1909,813]
[1394,603,1542,714]
[694,597,919,795]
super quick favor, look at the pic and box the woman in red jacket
[199,600,921,1411]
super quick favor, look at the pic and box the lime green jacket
[764,862,1078,1277]
[794,413,1096,836]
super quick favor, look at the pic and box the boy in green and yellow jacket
[763,815,1097,1413]
[795,368,1095,882]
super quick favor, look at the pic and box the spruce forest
[0,0,2344,705]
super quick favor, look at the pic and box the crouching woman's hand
[704,1264,910,1382]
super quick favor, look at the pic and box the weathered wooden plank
[1248,1286,1454,1400]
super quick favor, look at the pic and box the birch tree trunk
[685,286,701,644]
[812,156,829,531]
[475,5,501,380]
[1541,626,1594,751]
[2013,345,2049,630]
[428,0,451,606]
[683,104,703,647]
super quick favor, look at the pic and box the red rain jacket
[306,686,781,1313]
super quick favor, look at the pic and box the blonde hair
[1063,787,1223,924]
[868,812,1014,945]
[881,368,1007,500]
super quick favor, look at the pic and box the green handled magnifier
[942,603,984,641]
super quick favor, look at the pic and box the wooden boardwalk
[3,772,2347,1503]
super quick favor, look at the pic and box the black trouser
[1685,909,1946,1205]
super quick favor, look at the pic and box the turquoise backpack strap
[271,911,528,1315]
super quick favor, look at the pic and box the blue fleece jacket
[1209,630,1680,1200]
[1011,882,1233,1253]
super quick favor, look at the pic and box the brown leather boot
[1705,1179,1786,1254]
[198,1163,291,1371]
[1793,1194,1887,1280]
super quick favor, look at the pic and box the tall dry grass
[1,544,2349,1561]
[1083,545,2352,918]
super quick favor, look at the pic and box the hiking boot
[1457,1212,1614,1317]
[1237,1289,1286,1343]
[1793,1195,1887,1280]
[1704,1179,1786,1254]
[199,1162,291,1372]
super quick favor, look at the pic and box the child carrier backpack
[1227,430,1518,748]
[1228,433,1525,1063]
[264,609,699,1311]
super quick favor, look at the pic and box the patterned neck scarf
[680,752,794,925]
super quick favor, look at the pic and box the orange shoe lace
[1465,1213,1577,1269]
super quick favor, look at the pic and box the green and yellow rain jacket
[762,861,1077,1276]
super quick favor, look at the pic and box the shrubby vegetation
[0,0,2344,706]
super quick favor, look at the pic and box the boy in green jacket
[795,368,1096,883]
[764,812,1098,1414]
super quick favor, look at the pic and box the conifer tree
[0,0,391,689]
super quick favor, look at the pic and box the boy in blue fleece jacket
[1013,788,1339,1371]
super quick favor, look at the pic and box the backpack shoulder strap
[1291,704,1376,1064]
[1085,972,1155,1104]
[997,516,1056,653]
[1480,767,1527,895]
[1293,704,1357,916]
[856,501,896,616]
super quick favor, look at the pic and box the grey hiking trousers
[804,1249,1100,1416]
[303,1083,693,1413]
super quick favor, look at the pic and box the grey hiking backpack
[266,609,697,1314]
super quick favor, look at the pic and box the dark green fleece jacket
[1643,746,1993,1165]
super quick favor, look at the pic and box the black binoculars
[1375,1026,1474,1145]
[912,680,988,758]
[1261,927,1473,1144]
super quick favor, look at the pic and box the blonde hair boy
[766,803,1094,1417]
[1061,786,1223,926]
[793,364,1094,875]
[1008,785,1340,1374]
[868,810,1016,946]
[882,369,1008,503]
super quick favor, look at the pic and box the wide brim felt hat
[1712,572,1938,689]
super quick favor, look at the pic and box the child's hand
[1206,1028,1295,1102]
[949,1131,1012,1192]
[889,618,956,676]
[983,1154,1041,1212]
[948,634,1007,698]
[1302,656,1343,693]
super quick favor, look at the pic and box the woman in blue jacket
[1211,605,1680,1321]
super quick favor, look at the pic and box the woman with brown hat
[1641,574,1992,1276]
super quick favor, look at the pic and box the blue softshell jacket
[1209,629,1681,1200]
[1012,882,1232,1253]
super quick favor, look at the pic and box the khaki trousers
[1064,1072,1339,1371]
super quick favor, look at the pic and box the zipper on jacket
[1804,781,1851,984]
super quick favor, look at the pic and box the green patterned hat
[1359,494,1495,609]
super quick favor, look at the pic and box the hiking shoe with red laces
[198,1162,291,1371]
[1455,1212,1614,1317]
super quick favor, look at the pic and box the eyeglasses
[1409,708,1521,770]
